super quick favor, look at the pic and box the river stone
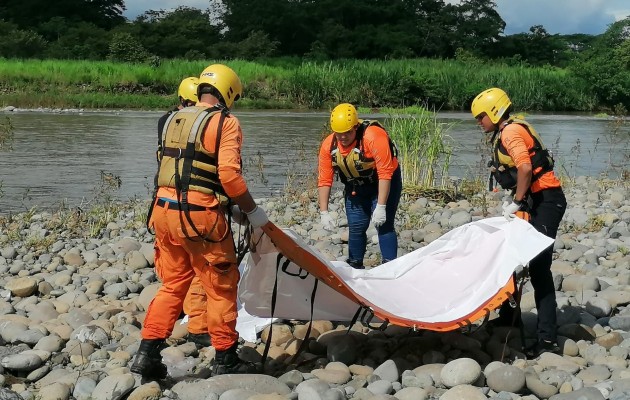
[0,320,28,343]
[549,386,606,400]
[599,289,630,308]
[595,332,624,349]
[448,211,472,228]
[394,387,430,400]
[136,283,160,311]
[60,308,94,329]
[413,364,444,387]
[487,365,526,393]
[586,297,613,318]
[366,379,393,395]
[72,377,97,400]
[25,364,50,382]
[249,395,288,400]
[526,374,559,399]
[311,368,351,384]
[1,353,43,371]
[4,277,38,297]
[373,359,400,382]
[110,237,141,255]
[127,381,161,400]
[70,325,109,347]
[125,250,149,270]
[171,374,291,400]
[38,382,71,400]
[91,374,134,400]
[63,252,84,267]
[260,324,293,346]
[295,378,331,398]
[0,299,14,315]
[19,329,46,346]
[440,384,486,400]
[576,365,611,385]
[1,246,17,259]
[440,358,481,388]
[28,302,60,322]
[0,388,22,400]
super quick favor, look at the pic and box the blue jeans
[345,167,402,267]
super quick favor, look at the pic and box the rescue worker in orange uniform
[132,64,268,379]
[471,88,567,358]
[318,103,402,269]
[154,76,212,349]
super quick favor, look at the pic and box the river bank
[0,176,629,400]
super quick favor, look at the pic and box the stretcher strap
[260,253,283,372]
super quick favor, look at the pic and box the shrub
[107,32,150,63]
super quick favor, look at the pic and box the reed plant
[386,111,454,189]
[0,116,13,151]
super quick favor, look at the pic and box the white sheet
[238,217,554,325]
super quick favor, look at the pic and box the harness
[330,120,397,193]
[147,105,233,242]
[488,117,554,191]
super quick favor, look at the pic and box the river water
[0,110,628,213]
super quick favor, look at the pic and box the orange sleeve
[362,126,399,180]
[501,124,533,168]
[317,134,335,187]
[502,124,561,192]
[208,114,249,198]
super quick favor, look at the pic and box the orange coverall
[142,102,249,351]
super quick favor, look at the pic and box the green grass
[0,58,597,111]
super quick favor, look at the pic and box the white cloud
[613,9,630,21]
[441,0,627,34]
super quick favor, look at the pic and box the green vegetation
[0,116,13,151]
[0,58,597,111]
[388,113,453,188]
[0,0,629,111]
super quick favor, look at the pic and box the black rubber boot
[187,332,212,348]
[130,339,168,379]
[525,339,560,359]
[346,259,365,270]
[211,342,258,376]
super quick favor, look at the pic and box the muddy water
[0,110,627,213]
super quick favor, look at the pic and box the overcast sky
[122,0,630,35]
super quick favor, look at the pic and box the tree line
[0,0,628,109]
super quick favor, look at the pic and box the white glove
[372,204,387,228]
[502,201,521,221]
[320,211,336,231]
[230,205,246,225]
[246,206,269,229]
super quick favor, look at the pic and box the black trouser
[498,187,566,342]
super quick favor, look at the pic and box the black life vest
[489,117,554,190]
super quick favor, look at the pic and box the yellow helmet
[198,64,243,108]
[178,77,199,104]
[471,88,512,124]
[330,103,359,133]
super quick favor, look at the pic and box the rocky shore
[0,176,629,400]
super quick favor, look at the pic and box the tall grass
[0,116,14,151]
[387,112,454,189]
[0,58,597,111]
